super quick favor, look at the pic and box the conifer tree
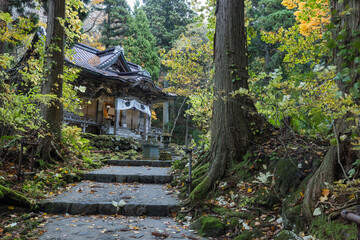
[123,2,160,80]
[99,0,131,48]
[143,0,194,50]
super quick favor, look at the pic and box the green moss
[254,188,281,208]
[0,185,35,208]
[226,217,239,230]
[234,229,262,240]
[213,207,256,219]
[191,216,225,237]
[310,217,356,240]
[159,151,172,160]
[192,162,210,179]
[281,175,311,232]
[274,158,300,196]
[275,230,303,240]
[189,175,210,202]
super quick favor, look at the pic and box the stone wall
[81,133,142,152]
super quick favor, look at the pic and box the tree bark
[40,0,65,161]
[0,0,8,54]
[190,0,257,202]
[303,0,360,219]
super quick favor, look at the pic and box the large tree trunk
[40,0,65,161]
[303,0,360,219]
[0,0,8,54]
[190,0,257,202]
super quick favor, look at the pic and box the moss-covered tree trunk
[303,0,360,218]
[39,0,65,162]
[190,0,257,202]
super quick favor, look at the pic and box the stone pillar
[114,97,120,135]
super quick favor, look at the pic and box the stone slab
[106,160,173,167]
[84,166,173,184]
[39,215,203,240]
[40,181,179,216]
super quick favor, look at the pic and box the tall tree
[40,0,65,161]
[190,0,258,201]
[303,0,360,218]
[123,3,160,80]
[99,0,131,48]
[143,0,194,50]
[248,0,295,72]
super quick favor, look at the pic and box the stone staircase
[39,159,203,239]
[40,160,178,216]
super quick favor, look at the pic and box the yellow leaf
[322,188,330,197]
[300,192,304,197]
[8,206,14,210]
[247,188,253,193]
[319,196,328,202]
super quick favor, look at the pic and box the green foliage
[162,23,213,147]
[123,5,160,80]
[310,217,356,240]
[98,0,131,48]
[61,125,91,154]
[248,0,296,72]
[143,0,195,49]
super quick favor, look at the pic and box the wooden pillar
[114,97,120,135]
[96,99,103,123]
[121,110,127,128]
[143,114,148,141]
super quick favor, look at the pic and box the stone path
[39,160,201,239]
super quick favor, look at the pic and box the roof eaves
[74,42,99,54]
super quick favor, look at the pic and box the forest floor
[170,128,358,239]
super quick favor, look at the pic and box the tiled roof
[14,30,176,103]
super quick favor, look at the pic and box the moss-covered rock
[274,158,301,197]
[226,217,239,230]
[310,217,357,240]
[191,216,225,237]
[281,176,311,233]
[275,230,303,240]
[282,194,307,232]
[159,151,172,160]
[0,185,35,208]
[234,229,263,240]
[254,188,281,208]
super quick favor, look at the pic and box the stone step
[39,215,204,240]
[106,159,173,167]
[84,166,173,184]
[40,181,179,216]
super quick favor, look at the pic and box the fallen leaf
[8,206,14,210]
[151,231,169,238]
[247,188,253,193]
[319,196,328,202]
[322,189,330,197]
